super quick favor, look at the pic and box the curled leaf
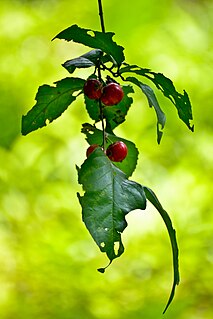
[120,64,194,131]
[126,76,166,144]
[144,186,180,313]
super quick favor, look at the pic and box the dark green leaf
[53,24,125,66]
[104,85,134,132]
[82,124,139,177]
[144,186,180,314]
[120,64,194,131]
[126,76,166,144]
[22,77,85,135]
[84,85,134,128]
[77,148,146,265]
[84,96,100,122]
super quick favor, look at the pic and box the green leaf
[84,96,100,122]
[84,85,134,128]
[22,77,85,135]
[144,186,180,314]
[104,85,134,132]
[63,56,95,74]
[77,148,146,266]
[120,64,194,131]
[126,76,166,144]
[63,49,113,74]
[53,24,125,66]
[81,124,139,177]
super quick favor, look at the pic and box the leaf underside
[77,148,146,264]
[63,49,113,74]
[21,77,85,135]
[53,24,125,66]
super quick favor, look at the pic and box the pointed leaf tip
[144,186,180,313]
[97,268,105,273]
[21,77,85,135]
[121,64,194,132]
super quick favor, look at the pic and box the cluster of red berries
[83,78,124,106]
[84,79,127,162]
[86,141,128,162]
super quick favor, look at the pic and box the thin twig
[98,0,105,33]
[97,0,106,150]
[97,60,106,150]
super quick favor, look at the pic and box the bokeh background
[0,0,212,318]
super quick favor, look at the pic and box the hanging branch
[97,0,106,149]
[98,0,106,33]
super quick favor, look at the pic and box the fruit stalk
[97,62,106,151]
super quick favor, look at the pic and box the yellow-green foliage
[0,0,212,318]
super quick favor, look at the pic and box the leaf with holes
[144,186,180,314]
[120,64,194,131]
[53,24,125,66]
[77,148,146,269]
[81,123,139,177]
[21,77,85,135]
[126,76,166,144]
[84,84,134,127]
[103,85,134,132]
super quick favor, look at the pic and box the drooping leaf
[53,24,125,66]
[104,85,134,132]
[77,148,146,267]
[63,49,113,74]
[81,123,139,177]
[22,77,85,135]
[120,64,194,131]
[144,186,180,314]
[126,76,166,144]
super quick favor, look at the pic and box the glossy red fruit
[86,144,100,158]
[100,83,124,106]
[106,141,128,162]
[84,79,102,100]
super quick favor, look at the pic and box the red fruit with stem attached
[101,83,124,106]
[84,79,102,100]
[86,144,100,157]
[106,141,128,162]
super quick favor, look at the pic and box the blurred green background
[0,0,212,318]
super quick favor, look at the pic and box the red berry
[86,144,99,157]
[100,83,124,106]
[106,141,128,162]
[84,79,102,100]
